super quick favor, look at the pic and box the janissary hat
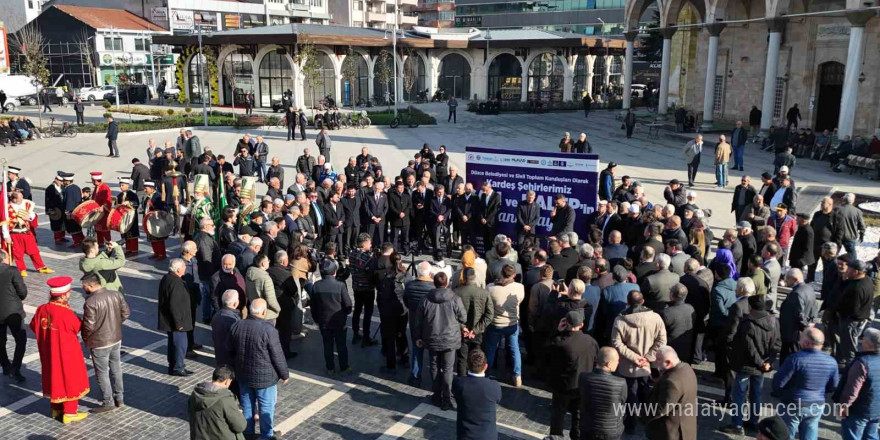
[47,276,73,297]
[90,171,103,181]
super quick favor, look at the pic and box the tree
[341,47,359,109]
[73,29,96,88]
[295,34,322,116]
[11,23,50,128]
[222,59,238,113]
[374,50,392,109]
[402,47,418,102]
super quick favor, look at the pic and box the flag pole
[1,159,12,265]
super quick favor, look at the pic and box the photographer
[318,242,349,282]
[79,238,127,294]
[349,233,378,347]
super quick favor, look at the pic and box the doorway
[815,61,844,132]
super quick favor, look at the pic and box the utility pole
[110,27,120,107]
[392,2,398,118]
[197,25,208,127]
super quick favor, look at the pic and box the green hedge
[466,99,624,113]
[77,114,238,133]
[366,107,437,125]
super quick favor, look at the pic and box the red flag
[1,166,10,263]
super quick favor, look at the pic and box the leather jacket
[82,288,131,349]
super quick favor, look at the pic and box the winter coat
[308,277,352,330]
[779,283,817,343]
[0,264,27,322]
[455,284,494,336]
[680,274,710,333]
[246,267,280,320]
[643,363,698,440]
[412,287,466,351]
[229,316,289,389]
[729,310,781,376]
[211,308,240,368]
[188,381,247,440]
[611,305,667,378]
[833,204,866,243]
[579,369,627,438]
[547,331,599,392]
[158,272,193,332]
[709,277,737,327]
[660,301,695,364]
[82,287,130,349]
[640,269,680,312]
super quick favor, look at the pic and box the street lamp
[484,29,492,100]
[197,25,209,127]
[109,27,121,107]
[383,13,404,117]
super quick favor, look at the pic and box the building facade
[0,0,44,32]
[453,0,630,36]
[153,23,627,108]
[329,0,418,29]
[619,0,880,137]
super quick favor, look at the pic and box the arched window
[372,53,395,104]
[438,53,471,99]
[592,55,606,93]
[258,50,293,108]
[572,56,588,100]
[609,56,623,87]
[402,55,426,102]
[342,54,369,107]
[527,53,564,102]
[303,51,337,108]
[222,51,254,106]
[188,53,206,104]
[487,53,522,101]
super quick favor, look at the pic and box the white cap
[8,167,20,174]
[779,165,789,173]
[686,190,697,198]
[118,177,132,184]
[144,181,156,188]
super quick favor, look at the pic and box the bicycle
[390,107,420,129]
[341,110,371,129]
[46,117,78,138]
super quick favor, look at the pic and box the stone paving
[3,106,877,439]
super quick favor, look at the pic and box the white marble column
[622,31,637,110]
[585,55,596,97]
[564,71,574,101]
[521,70,528,102]
[602,55,612,90]
[657,27,676,119]
[760,19,786,133]
[837,11,873,138]
[701,23,725,131]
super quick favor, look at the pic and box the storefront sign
[150,7,168,23]
[817,24,850,41]
[465,146,599,252]
[224,13,241,30]
[243,14,266,28]
[0,26,9,74]
[194,11,219,29]
[455,16,481,27]
[171,10,194,30]
[100,52,149,66]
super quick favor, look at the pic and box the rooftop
[52,5,168,32]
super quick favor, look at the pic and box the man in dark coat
[643,346,698,440]
[388,180,412,253]
[808,197,835,282]
[479,183,501,254]
[428,185,452,258]
[362,182,388,245]
[788,213,815,270]
[158,259,194,376]
[105,116,119,157]
[452,349,502,440]
[580,347,628,440]
[778,269,816,362]
[453,184,476,249]
[550,194,576,239]
[267,252,300,359]
[732,176,757,221]
[210,289,241,369]
[516,190,541,246]
[45,175,67,244]
[0,252,28,381]
[680,259,710,364]
[322,193,345,255]
[307,259,353,373]
[664,179,687,209]
[660,284,696,364]
[340,185,362,256]
[547,311,599,440]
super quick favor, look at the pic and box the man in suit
[307,259,353,374]
[516,190,540,246]
[252,135,269,183]
[479,182,501,254]
[316,126,332,160]
[732,176,757,222]
[643,346,698,440]
[323,192,345,253]
[731,120,749,171]
[340,185,361,257]
[550,194,576,240]
[411,181,433,252]
[106,116,119,157]
[388,180,412,253]
[682,134,703,187]
[452,349,502,440]
[429,185,452,259]
[363,181,388,245]
[453,183,477,249]
[778,268,817,362]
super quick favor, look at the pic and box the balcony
[398,12,418,24]
[366,10,386,22]
[398,0,418,5]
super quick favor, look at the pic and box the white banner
[99,52,149,66]
[171,10,194,30]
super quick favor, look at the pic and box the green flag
[214,181,228,239]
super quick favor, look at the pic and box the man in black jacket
[452,350,502,440]
[363,182,388,245]
[233,147,256,178]
[680,259,710,364]
[322,192,344,255]
[434,145,449,183]
[660,284,695,364]
[547,311,599,440]
[267,251,299,359]
[404,262,436,386]
[479,182,501,254]
[453,183,476,249]
[229,298,290,439]
[340,185,361,257]
[516,190,540,246]
[835,259,874,368]
[195,219,221,324]
[210,289,241,369]
[550,194,576,240]
[412,272,467,410]
[377,253,409,372]
[106,116,119,157]
[429,185,452,259]
[349,233,378,346]
[579,347,627,440]
[0,250,27,382]
[388,180,412,253]
[664,179,687,209]
[788,213,814,271]
[308,259,353,374]
[158,259,194,376]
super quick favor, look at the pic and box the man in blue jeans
[837,328,880,440]
[773,328,839,440]
[404,262,435,386]
[230,298,290,439]
[721,294,780,435]
[485,264,525,387]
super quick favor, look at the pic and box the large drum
[143,210,175,239]
[106,205,135,233]
[72,201,103,228]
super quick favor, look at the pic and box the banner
[465,146,599,243]
[0,26,8,74]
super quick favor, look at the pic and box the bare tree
[341,47,359,110]
[402,47,418,101]
[73,29,96,89]
[11,23,50,128]
[374,50,392,109]
[222,59,238,113]
[295,34,322,116]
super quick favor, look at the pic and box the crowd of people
[2,123,880,440]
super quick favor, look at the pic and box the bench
[845,154,879,176]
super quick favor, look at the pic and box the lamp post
[383,22,404,117]
[484,28,491,100]
[109,27,120,107]
[197,25,208,127]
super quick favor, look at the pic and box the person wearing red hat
[28,276,90,424]
[143,182,169,260]
[6,190,53,277]
[91,172,113,247]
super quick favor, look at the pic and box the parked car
[2,97,26,112]
[79,85,116,102]
[163,86,181,101]
[104,84,150,104]
[631,84,647,98]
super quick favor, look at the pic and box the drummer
[116,177,140,255]
[91,171,113,247]
[7,190,54,277]
[61,172,85,248]
[143,182,169,260]
[161,161,188,237]
[46,173,67,244]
